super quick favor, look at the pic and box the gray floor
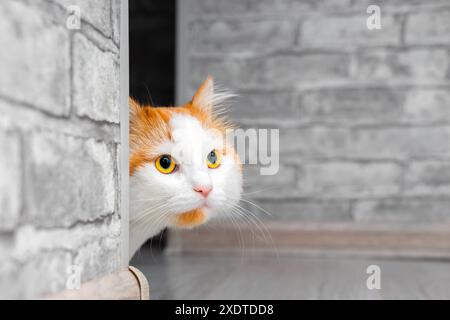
[131,248,450,300]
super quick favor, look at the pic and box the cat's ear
[191,76,214,113]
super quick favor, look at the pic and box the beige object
[45,266,150,300]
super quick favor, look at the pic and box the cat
[129,76,243,258]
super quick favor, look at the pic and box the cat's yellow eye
[155,155,176,174]
[207,149,221,169]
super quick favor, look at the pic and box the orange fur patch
[129,98,172,175]
[175,209,206,227]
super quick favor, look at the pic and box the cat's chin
[173,208,208,228]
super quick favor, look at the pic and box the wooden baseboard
[45,266,150,300]
[168,221,450,259]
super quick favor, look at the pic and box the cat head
[129,77,242,239]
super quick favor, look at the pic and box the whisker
[221,200,281,266]
[238,198,274,217]
[240,186,283,196]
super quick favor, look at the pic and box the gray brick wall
[0,0,122,299]
[180,0,450,225]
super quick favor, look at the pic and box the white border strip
[120,0,130,266]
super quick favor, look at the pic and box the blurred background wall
[174,0,450,253]
[0,0,123,298]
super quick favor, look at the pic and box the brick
[242,53,350,86]
[369,0,450,10]
[112,0,121,45]
[353,198,450,224]
[55,0,112,37]
[231,91,295,120]
[404,161,450,196]
[355,48,450,81]
[13,215,122,258]
[252,199,351,221]
[22,251,72,298]
[191,19,296,55]
[283,126,450,161]
[403,89,450,123]
[0,1,70,115]
[246,0,355,13]
[190,56,244,89]
[302,15,401,49]
[194,0,355,15]
[0,251,71,299]
[298,161,402,197]
[352,126,450,160]
[0,129,21,231]
[280,127,351,157]
[73,33,120,123]
[0,258,20,299]
[405,11,450,45]
[73,239,120,283]
[27,131,115,227]
[193,0,248,14]
[299,88,404,122]
[195,0,450,16]
[242,164,297,197]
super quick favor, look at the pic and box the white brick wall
[180,0,450,225]
[0,0,122,299]
[0,129,21,231]
[0,1,71,115]
[73,33,120,123]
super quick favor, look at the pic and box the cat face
[129,77,242,254]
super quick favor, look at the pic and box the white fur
[129,114,242,258]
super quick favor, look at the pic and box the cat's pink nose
[193,185,212,198]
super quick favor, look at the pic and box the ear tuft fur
[192,75,214,112]
[191,76,236,116]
